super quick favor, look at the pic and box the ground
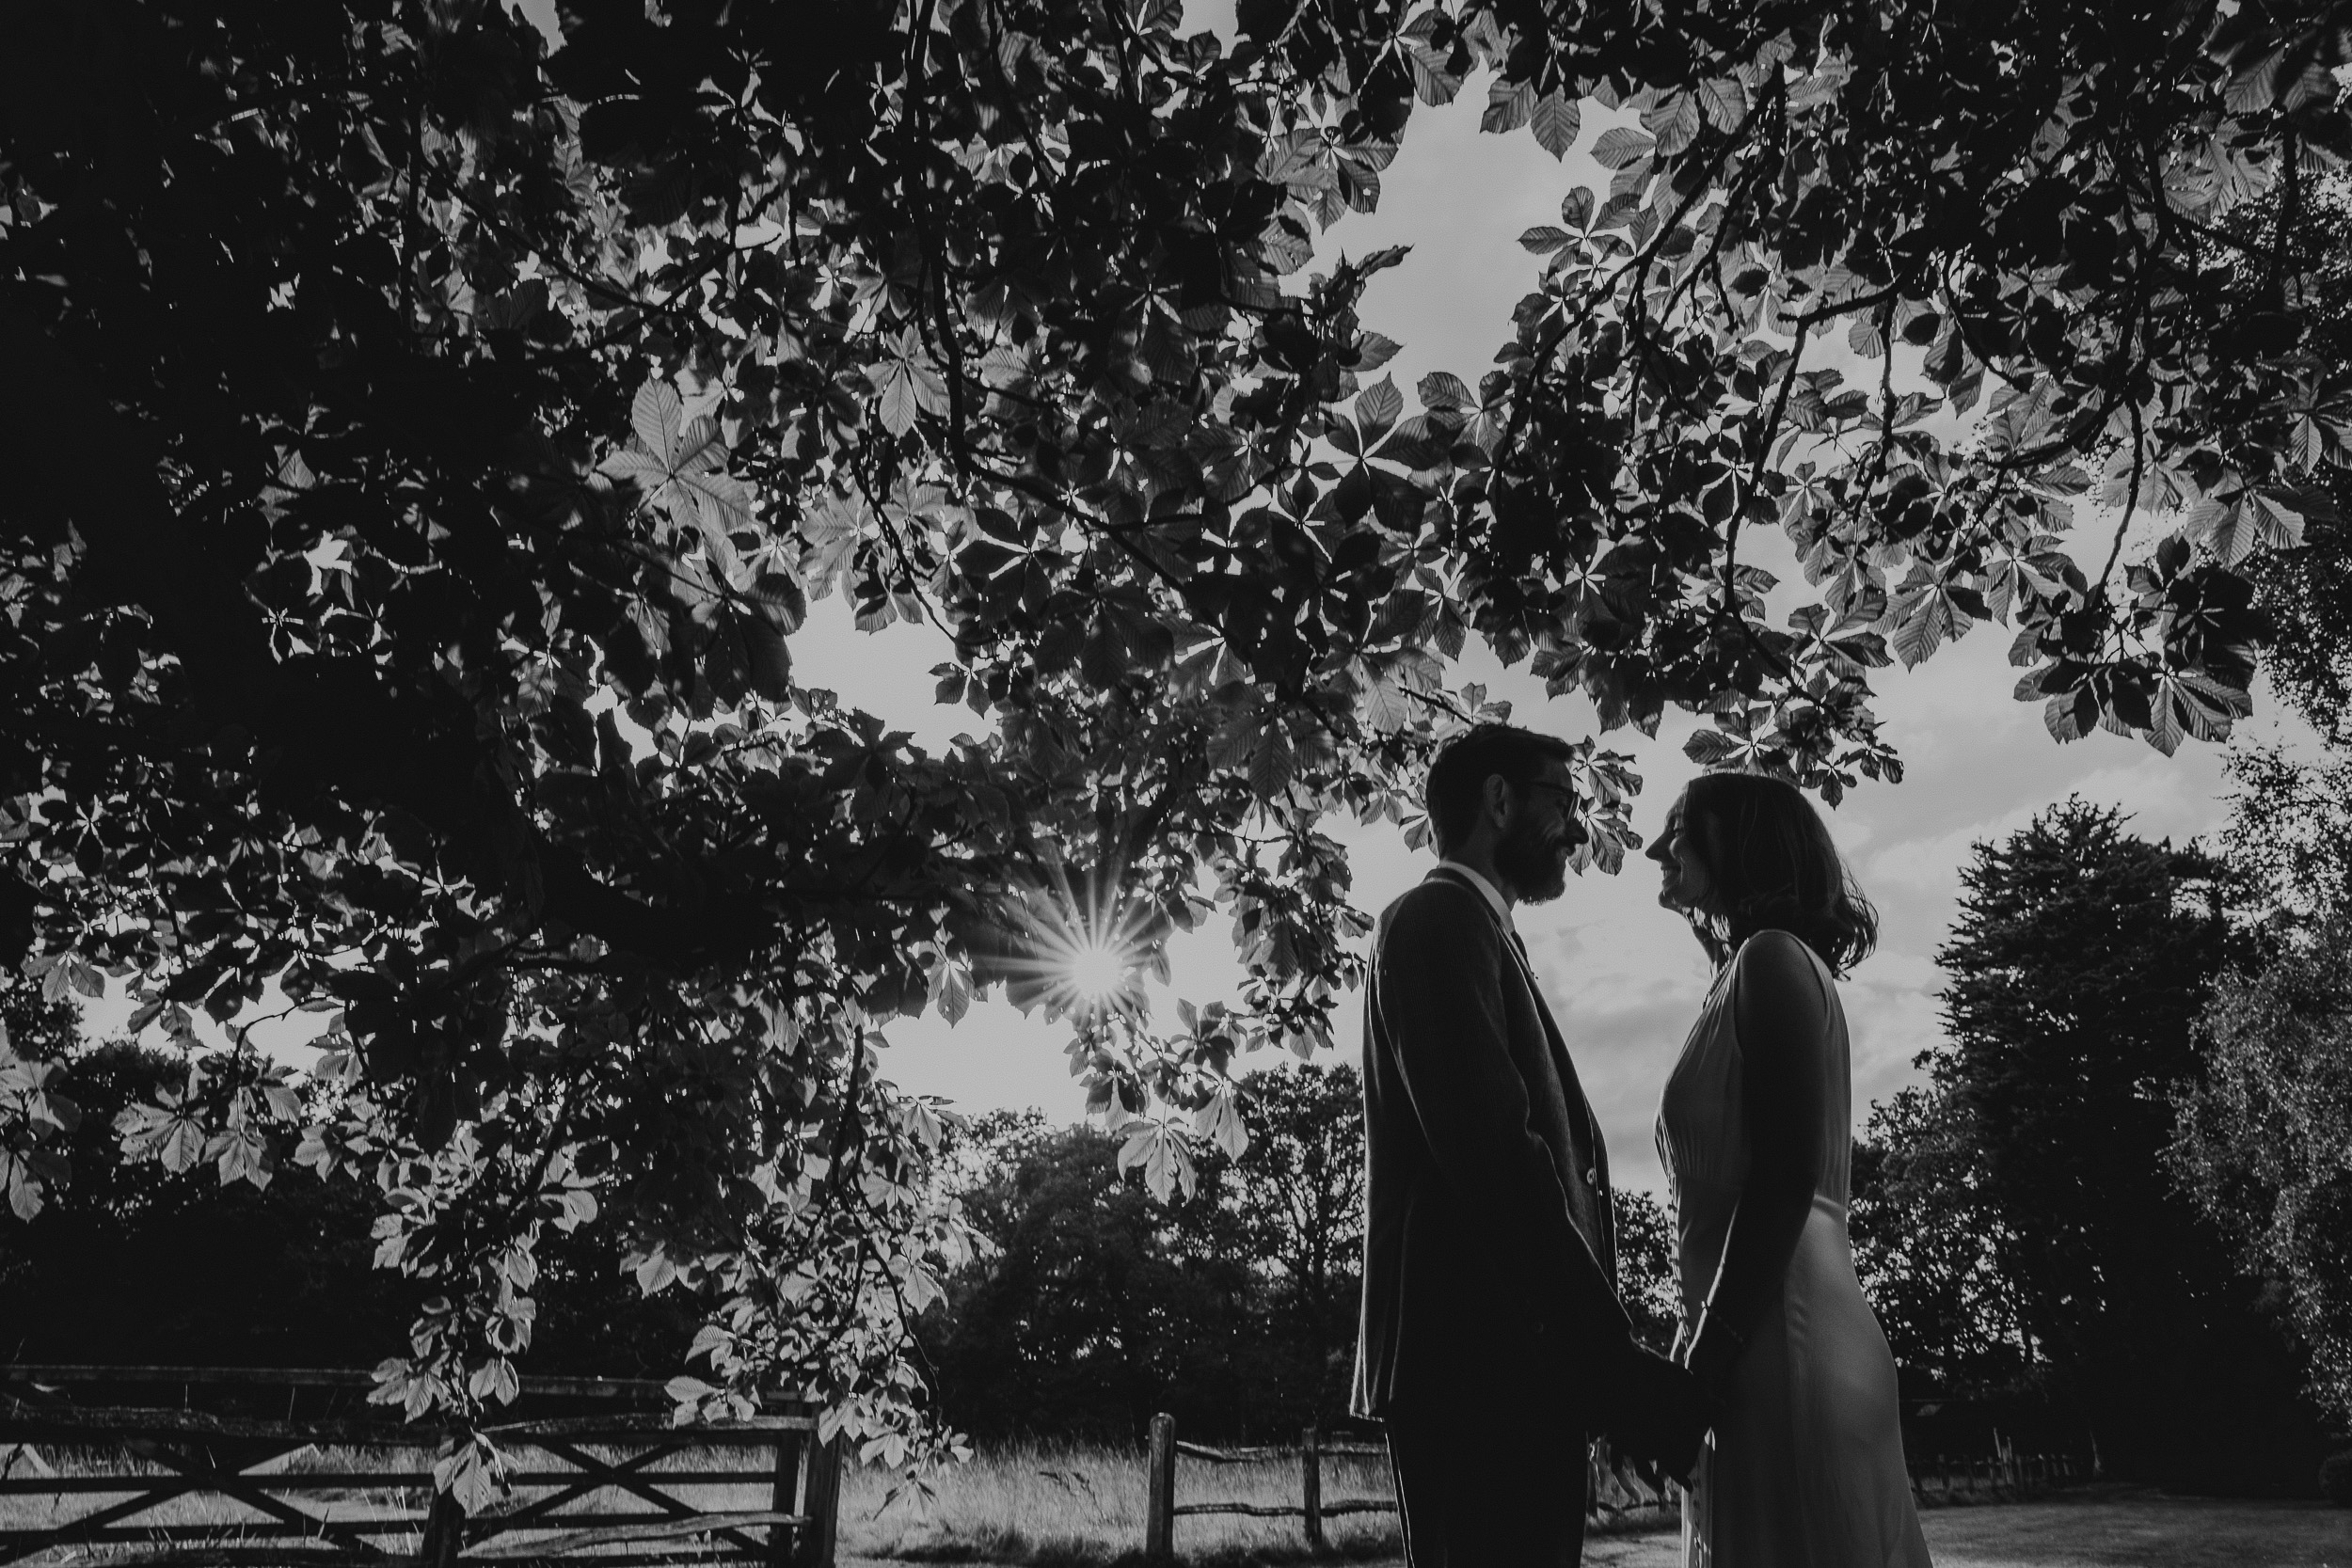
[844,1486,2348,1568]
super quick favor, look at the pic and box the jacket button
[1585,1166,1597,1185]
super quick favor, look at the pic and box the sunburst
[986,853,1168,1023]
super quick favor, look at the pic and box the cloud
[780,65,2276,1207]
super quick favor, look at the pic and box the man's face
[1494,762,1583,905]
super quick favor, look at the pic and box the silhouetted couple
[1354,723,1933,1568]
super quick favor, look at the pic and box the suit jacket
[1351,867,1645,1422]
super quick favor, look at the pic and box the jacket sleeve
[1378,883,1637,1357]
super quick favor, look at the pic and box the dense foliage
[0,1023,707,1376]
[917,1066,1357,1440]
[1853,800,2330,1491]
[2167,747,2352,1433]
[7,0,2352,1483]
[1849,1084,2034,1398]
[2244,171,2352,745]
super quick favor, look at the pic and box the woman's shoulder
[1737,926,1815,960]
[1732,927,1832,991]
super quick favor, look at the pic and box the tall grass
[839,1440,1406,1565]
[4,1438,1650,1565]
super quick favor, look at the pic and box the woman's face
[1645,794,1714,913]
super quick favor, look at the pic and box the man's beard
[1496,815,1573,905]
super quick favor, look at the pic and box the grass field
[4,1443,2342,1567]
[834,1449,2349,1568]
[837,1438,1414,1563]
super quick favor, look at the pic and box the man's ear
[1481,772,1513,830]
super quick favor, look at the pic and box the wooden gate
[0,1366,839,1568]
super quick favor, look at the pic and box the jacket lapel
[1424,870,1615,1274]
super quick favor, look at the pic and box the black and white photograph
[3,2,2349,1565]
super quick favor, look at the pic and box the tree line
[1849,782,2348,1496]
[4,1017,1677,1446]
[14,733,2348,1500]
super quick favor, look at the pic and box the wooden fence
[1911,1449,2090,1500]
[1138,1413,2092,1558]
[1142,1418,1391,1557]
[1139,1413,1678,1558]
[0,1366,840,1568]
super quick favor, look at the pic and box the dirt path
[844,1486,2348,1568]
[1538,1489,2347,1568]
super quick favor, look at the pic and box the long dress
[1654,930,1933,1568]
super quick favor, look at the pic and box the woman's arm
[1682,929,1831,1401]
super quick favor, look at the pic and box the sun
[1066,941,1131,1002]
[982,853,1168,1023]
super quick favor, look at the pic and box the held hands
[1602,1344,1709,1490]
[1680,1308,1748,1414]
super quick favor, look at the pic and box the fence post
[1145,1414,1177,1561]
[1302,1425,1323,1550]
[767,1425,805,1568]
[419,1484,466,1568]
[794,1434,840,1568]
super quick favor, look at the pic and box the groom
[1353,723,1705,1567]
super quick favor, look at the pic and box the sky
[800,8,2317,1195]
[73,1,2320,1198]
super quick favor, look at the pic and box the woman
[1648,772,1931,1568]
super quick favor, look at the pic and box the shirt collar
[1433,860,1516,935]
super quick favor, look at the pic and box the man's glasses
[1517,780,1587,835]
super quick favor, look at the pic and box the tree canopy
[7,0,2352,1481]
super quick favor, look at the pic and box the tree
[2169,746,2352,1433]
[1888,800,2329,1489]
[2172,929,2352,1437]
[0,1027,715,1376]
[0,977,80,1221]
[1850,1085,2032,1397]
[2245,171,2352,749]
[918,1117,1266,1441]
[6,0,2352,1480]
[1226,1063,1364,1414]
[922,1080,1352,1438]
[1610,1186,1678,1354]
[0,1038,419,1368]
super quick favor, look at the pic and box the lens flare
[979,852,1169,1023]
[1067,941,1131,1002]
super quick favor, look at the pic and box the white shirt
[1435,859,1516,937]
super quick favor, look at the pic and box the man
[1353,722,1705,1567]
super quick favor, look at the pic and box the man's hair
[1422,723,1576,855]
[1680,770,1879,974]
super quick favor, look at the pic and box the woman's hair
[1677,771,1878,974]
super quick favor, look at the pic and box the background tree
[1225,1063,1364,1417]
[0,977,79,1221]
[917,1117,1267,1442]
[0,1037,418,1368]
[7,0,2352,1479]
[2172,925,2352,1440]
[2246,169,2352,749]
[1610,1186,1678,1354]
[0,1026,707,1376]
[2169,745,2352,1437]
[1850,1085,2032,1399]
[1870,799,2328,1489]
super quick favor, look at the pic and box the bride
[1647,772,1933,1568]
